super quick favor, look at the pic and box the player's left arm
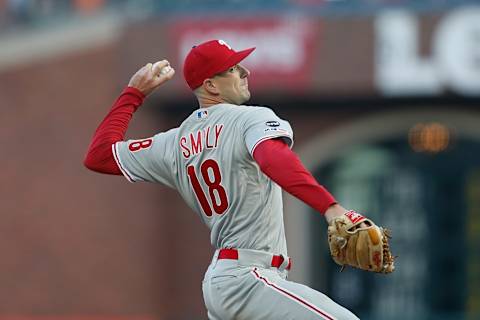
[84,60,175,174]
[83,87,145,175]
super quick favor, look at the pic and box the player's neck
[197,96,229,108]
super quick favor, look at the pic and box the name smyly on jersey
[180,124,224,159]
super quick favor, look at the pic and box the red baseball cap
[183,39,255,90]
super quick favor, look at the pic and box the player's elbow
[83,153,100,172]
[83,149,122,175]
[83,149,104,173]
[83,157,112,174]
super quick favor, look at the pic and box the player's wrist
[117,86,146,112]
[324,204,347,224]
[124,86,146,100]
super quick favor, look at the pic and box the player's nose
[238,64,250,78]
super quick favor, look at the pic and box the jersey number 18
[187,159,229,216]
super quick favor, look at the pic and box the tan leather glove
[328,210,395,273]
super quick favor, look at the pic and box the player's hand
[325,204,347,224]
[325,204,369,228]
[128,60,175,96]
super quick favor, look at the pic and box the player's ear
[203,78,220,95]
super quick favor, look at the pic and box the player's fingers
[152,60,170,76]
[154,67,175,86]
[161,66,175,79]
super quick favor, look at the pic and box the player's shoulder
[152,127,180,141]
[234,104,276,116]
[236,104,280,123]
[156,127,179,135]
[239,103,276,112]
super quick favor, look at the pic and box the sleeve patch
[265,121,280,127]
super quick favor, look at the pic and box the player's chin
[240,90,251,104]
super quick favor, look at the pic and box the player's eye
[216,65,238,78]
[229,65,240,73]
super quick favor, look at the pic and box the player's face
[213,64,251,105]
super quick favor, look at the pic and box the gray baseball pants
[202,249,359,320]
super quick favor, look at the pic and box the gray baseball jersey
[113,104,293,257]
[113,103,359,319]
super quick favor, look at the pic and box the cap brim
[215,47,256,75]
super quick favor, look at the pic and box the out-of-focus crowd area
[0,0,111,30]
[0,0,477,34]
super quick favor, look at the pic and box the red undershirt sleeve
[83,87,145,175]
[253,138,337,214]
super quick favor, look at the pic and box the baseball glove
[327,210,395,273]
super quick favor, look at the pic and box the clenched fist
[128,60,175,96]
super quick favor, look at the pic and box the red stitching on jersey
[112,143,135,182]
[251,268,335,320]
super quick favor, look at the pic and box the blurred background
[1,0,480,319]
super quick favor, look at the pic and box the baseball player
[84,40,391,319]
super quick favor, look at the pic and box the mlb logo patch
[197,110,208,119]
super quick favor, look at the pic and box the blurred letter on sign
[375,7,480,97]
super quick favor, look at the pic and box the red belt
[218,248,292,271]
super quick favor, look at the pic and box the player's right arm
[83,60,175,175]
[253,139,346,220]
